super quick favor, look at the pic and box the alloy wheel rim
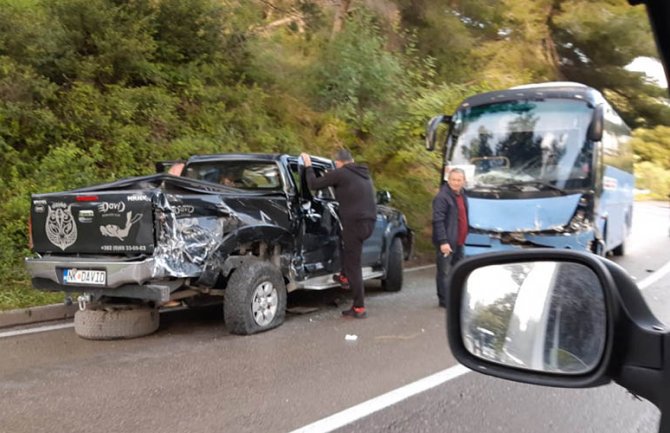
[251,281,278,327]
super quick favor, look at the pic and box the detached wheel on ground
[224,260,287,335]
[381,237,403,292]
[74,304,159,340]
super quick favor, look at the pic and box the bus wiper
[500,180,568,195]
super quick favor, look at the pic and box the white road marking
[0,323,73,338]
[639,259,670,290]
[405,264,435,272]
[0,305,190,339]
[287,365,470,433]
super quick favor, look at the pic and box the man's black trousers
[341,219,376,308]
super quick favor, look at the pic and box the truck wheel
[74,305,159,340]
[224,261,287,335]
[381,237,404,292]
[612,240,626,256]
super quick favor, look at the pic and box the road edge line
[0,323,74,338]
[405,264,435,272]
[286,364,470,433]
[639,259,670,290]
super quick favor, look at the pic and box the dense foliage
[1,0,668,309]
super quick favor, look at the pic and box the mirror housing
[587,104,604,142]
[446,249,666,395]
[461,260,607,375]
[425,115,452,151]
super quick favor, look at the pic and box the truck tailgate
[31,190,155,254]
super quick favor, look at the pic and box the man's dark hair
[334,148,353,162]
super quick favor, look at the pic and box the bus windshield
[449,99,594,194]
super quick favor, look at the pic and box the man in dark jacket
[432,168,469,308]
[300,149,377,319]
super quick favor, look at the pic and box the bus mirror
[588,105,604,142]
[425,115,452,151]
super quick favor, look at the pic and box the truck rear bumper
[25,256,163,289]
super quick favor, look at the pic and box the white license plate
[63,269,106,286]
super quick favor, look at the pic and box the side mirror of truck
[376,190,391,205]
[446,249,670,432]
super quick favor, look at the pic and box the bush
[635,161,670,200]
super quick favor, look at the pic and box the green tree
[311,11,407,135]
[631,126,670,199]
[552,0,669,127]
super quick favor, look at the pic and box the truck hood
[469,194,582,232]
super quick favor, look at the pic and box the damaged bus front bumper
[464,228,597,256]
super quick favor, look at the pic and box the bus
[425,82,634,256]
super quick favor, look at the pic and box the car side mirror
[460,259,606,375]
[376,190,391,205]
[446,249,670,425]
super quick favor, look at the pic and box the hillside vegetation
[1,0,669,308]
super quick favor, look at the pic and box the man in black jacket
[300,149,376,319]
[432,168,469,308]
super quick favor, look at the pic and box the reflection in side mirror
[376,190,391,205]
[461,261,606,375]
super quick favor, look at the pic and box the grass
[0,279,65,311]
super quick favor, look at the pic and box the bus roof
[457,82,606,111]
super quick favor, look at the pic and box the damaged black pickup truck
[25,153,413,339]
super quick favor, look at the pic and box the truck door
[292,162,342,275]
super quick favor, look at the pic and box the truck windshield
[183,161,283,191]
[449,99,594,193]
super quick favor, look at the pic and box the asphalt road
[0,201,668,433]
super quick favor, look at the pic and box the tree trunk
[543,0,564,79]
[331,0,352,38]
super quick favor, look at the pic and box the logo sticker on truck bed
[100,211,144,241]
[46,203,78,251]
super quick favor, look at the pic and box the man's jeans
[435,245,465,308]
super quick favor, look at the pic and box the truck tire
[381,237,403,292]
[74,305,159,340]
[612,240,626,256]
[224,260,287,335]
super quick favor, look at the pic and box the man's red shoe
[333,273,350,290]
[342,307,367,319]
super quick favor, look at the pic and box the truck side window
[287,163,302,195]
[310,166,335,200]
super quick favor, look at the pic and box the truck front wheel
[381,237,404,292]
[224,260,287,335]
